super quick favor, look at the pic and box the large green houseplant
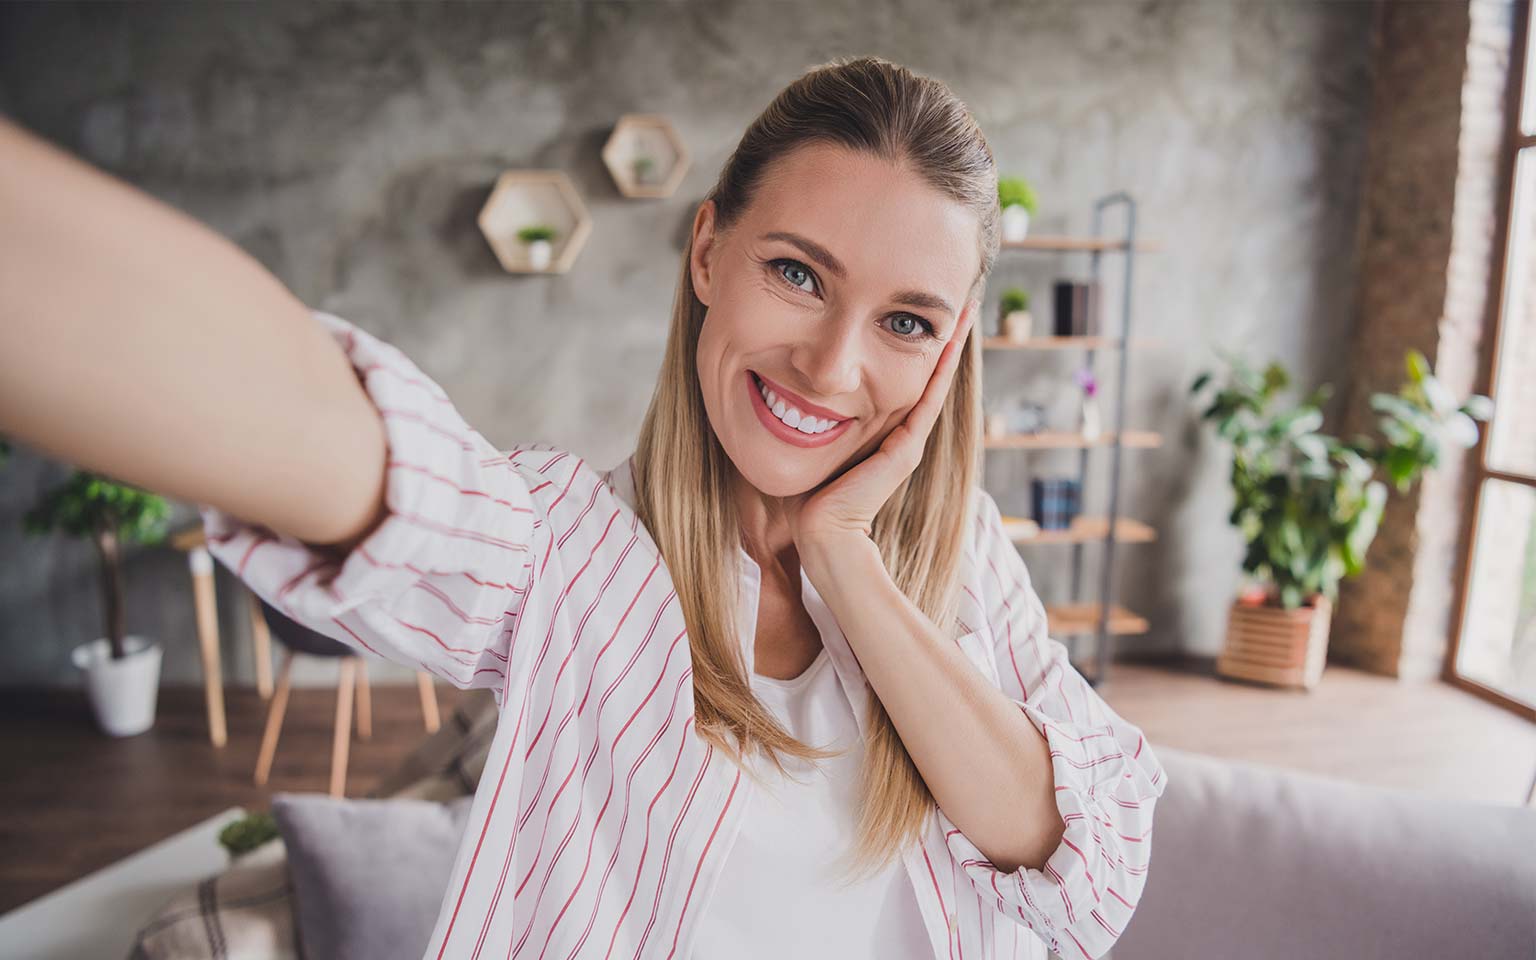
[1190,350,1491,686]
[4,436,175,734]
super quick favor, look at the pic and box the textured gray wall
[0,1,1377,688]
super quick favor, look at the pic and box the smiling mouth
[747,371,855,447]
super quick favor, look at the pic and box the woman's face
[691,142,982,499]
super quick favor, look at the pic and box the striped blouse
[200,309,1169,960]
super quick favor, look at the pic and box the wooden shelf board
[1005,515,1156,545]
[1046,603,1150,636]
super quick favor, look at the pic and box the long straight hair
[631,55,1001,883]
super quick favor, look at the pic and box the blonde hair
[631,55,1000,883]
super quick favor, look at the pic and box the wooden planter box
[1215,592,1332,690]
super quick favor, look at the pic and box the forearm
[800,537,1065,874]
[0,116,387,548]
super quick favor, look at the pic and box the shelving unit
[985,192,1153,687]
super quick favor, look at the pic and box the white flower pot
[1080,395,1101,442]
[527,239,553,270]
[1003,310,1033,342]
[1001,205,1031,242]
[71,634,162,737]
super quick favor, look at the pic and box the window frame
[1445,0,1536,722]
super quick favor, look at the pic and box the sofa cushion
[128,839,298,960]
[1112,746,1536,960]
[271,793,475,960]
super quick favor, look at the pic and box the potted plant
[516,224,558,270]
[997,176,1038,243]
[8,437,173,735]
[1190,349,1492,689]
[632,154,656,186]
[999,287,1032,341]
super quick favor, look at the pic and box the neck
[730,467,799,587]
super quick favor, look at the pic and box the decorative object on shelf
[1030,477,1082,531]
[517,224,557,271]
[985,410,1009,440]
[997,175,1038,242]
[602,113,691,198]
[478,170,593,274]
[1075,365,1101,441]
[999,286,1033,342]
[1191,348,1492,690]
[1053,279,1101,336]
[1012,401,1048,435]
[999,513,1042,541]
[2,436,173,737]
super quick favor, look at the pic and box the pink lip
[751,371,852,421]
[746,371,855,448]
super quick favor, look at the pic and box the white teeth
[757,376,840,435]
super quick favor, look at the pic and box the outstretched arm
[0,115,386,550]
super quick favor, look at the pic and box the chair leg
[330,659,356,798]
[254,650,295,786]
[355,658,372,741]
[417,671,441,733]
[246,589,274,700]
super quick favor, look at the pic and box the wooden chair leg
[417,672,441,733]
[254,650,295,786]
[189,547,228,748]
[355,658,372,741]
[330,659,357,798]
[246,589,274,700]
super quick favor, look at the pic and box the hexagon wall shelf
[602,114,690,198]
[477,170,592,274]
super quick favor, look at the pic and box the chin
[729,450,830,499]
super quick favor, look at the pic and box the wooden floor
[2,656,1533,915]
[0,681,474,915]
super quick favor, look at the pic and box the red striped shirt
[200,309,1168,959]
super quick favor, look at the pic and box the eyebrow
[761,230,958,319]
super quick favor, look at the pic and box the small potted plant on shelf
[517,224,558,270]
[1075,365,1101,441]
[1189,349,1492,690]
[5,437,174,735]
[632,154,656,186]
[997,175,1038,243]
[999,287,1032,342]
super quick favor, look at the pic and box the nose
[787,312,862,402]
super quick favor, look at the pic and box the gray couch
[130,691,1536,959]
[1114,747,1536,959]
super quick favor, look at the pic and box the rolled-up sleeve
[939,489,1168,960]
[199,308,542,698]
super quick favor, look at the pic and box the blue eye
[767,258,938,342]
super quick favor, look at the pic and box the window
[1450,0,1536,720]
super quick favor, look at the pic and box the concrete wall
[0,0,1378,687]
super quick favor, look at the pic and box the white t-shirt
[690,645,934,957]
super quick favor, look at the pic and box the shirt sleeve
[198,308,542,699]
[937,488,1169,960]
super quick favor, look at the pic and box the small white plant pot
[1080,395,1102,442]
[71,634,163,737]
[985,412,1009,439]
[526,239,553,271]
[1003,310,1033,342]
[1001,205,1031,242]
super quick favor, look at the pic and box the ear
[689,200,718,307]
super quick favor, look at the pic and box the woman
[0,55,1165,960]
